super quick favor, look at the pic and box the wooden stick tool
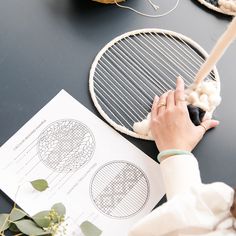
[195,17,236,85]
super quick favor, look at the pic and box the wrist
[157,149,192,163]
[157,144,193,153]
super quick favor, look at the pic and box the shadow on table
[46,0,136,27]
[44,0,138,43]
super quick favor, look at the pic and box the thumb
[200,119,220,133]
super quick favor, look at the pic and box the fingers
[166,91,175,110]
[199,119,220,134]
[151,80,185,119]
[175,76,186,106]
[158,92,168,114]
[175,76,185,92]
[151,95,160,120]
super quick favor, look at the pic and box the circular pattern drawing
[38,119,95,172]
[90,161,150,218]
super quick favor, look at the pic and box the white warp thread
[114,0,180,18]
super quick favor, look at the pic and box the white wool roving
[185,80,221,119]
[133,80,221,138]
[133,113,154,139]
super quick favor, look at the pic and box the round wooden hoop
[89,28,220,140]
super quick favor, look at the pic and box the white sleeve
[128,182,234,236]
[160,154,202,200]
[128,155,234,236]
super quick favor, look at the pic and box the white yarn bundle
[133,113,153,139]
[133,80,221,139]
[185,80,221,119]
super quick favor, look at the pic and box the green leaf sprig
[0,179,102,236]
[0,179,65,236]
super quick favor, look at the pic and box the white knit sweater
[128,155,236,236]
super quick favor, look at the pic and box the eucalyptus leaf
[80,221,102,236]
[32,211,51,228]
[0,214,10,231]
[14,219,50,235]
[51,203,66,216]
[10,207,27,221]
[30,179,49,192]
[9,223,20,233]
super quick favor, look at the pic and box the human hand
[150,77,219,152]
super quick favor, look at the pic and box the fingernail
[211,120,220,127]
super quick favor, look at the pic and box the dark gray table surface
[0,0,236,217]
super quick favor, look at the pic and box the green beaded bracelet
[157,149,192,162]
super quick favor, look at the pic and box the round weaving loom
[89,29,220,140]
